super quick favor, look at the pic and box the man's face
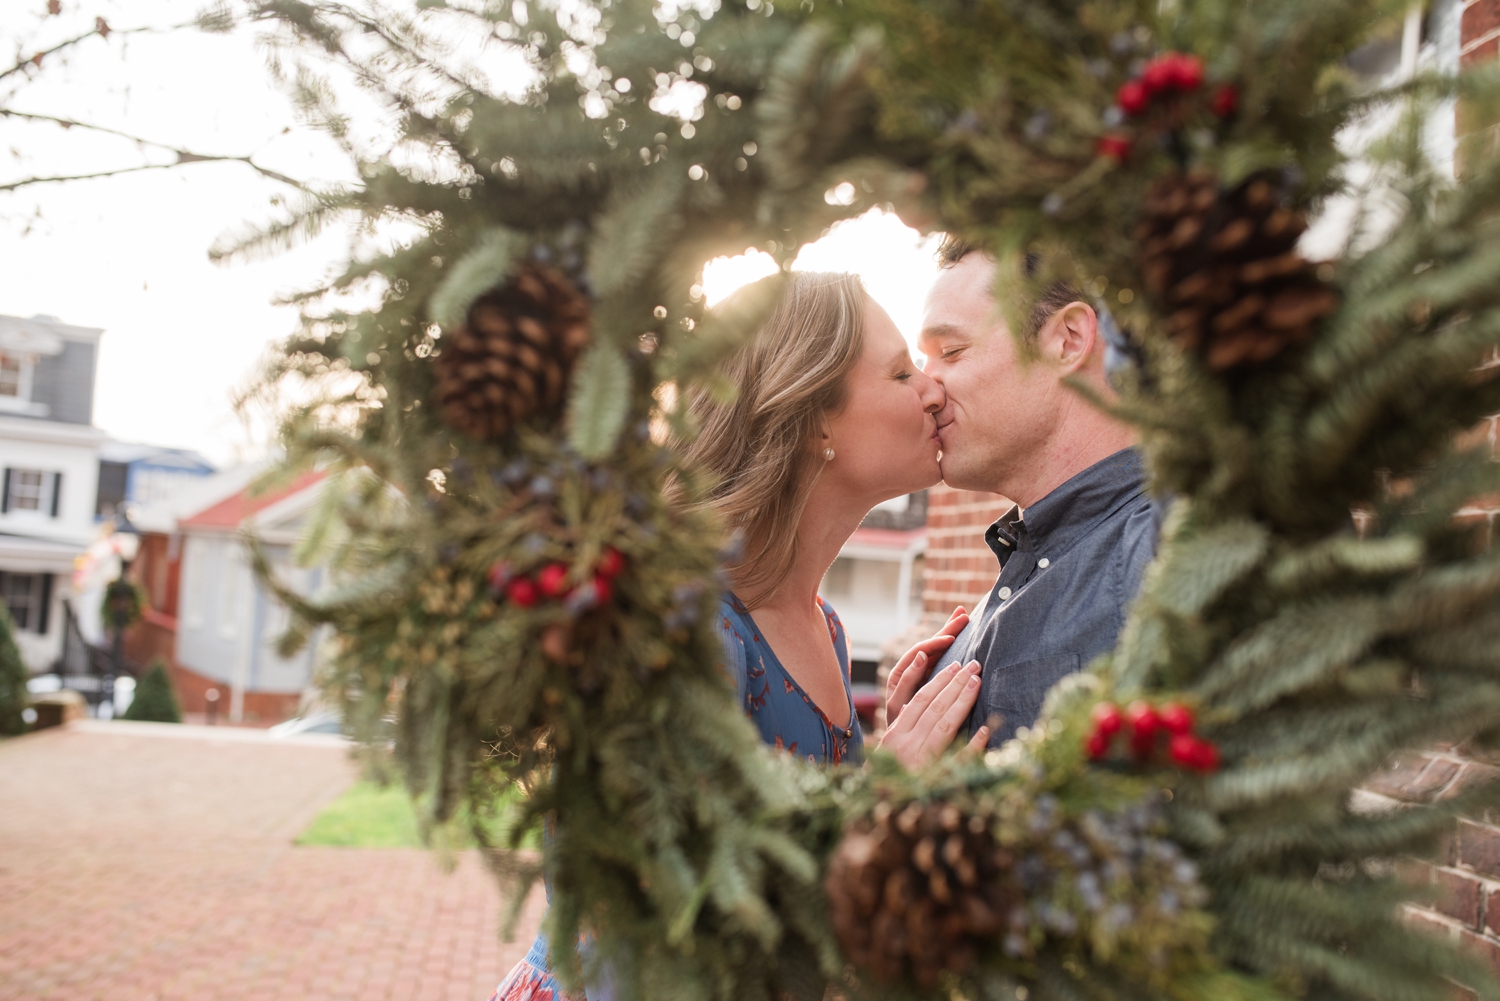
[918,254,1064,495]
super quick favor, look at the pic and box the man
[903,238,1160,747]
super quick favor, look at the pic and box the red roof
[846,527,926,549]
[179,469,326,530]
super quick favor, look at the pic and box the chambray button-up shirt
[942,448,1162,747]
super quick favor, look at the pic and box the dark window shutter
[2,468,11,514]
[50,472,61,517]
[37,573,51,635]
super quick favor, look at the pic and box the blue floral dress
[487,593,863,1001]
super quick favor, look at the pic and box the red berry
[1116,79,1149,116]
[1126,700,1160,757]
[1211,83,1239,118]
[592,573,613,604]
[487,561,513,594]
[1170,53,1204,90]
[1085,729,1111,760]
[506,577,539,608]
[1141,56,1175,94]
[1170,734,1221,772]
[1095,135,1132,160]
[596,547,626,579]
[1193,739,1221,772]
[1168,733,1199,767]
[1159,702,1194,735]
[536,562,571,599]
[1091,701,1124,736]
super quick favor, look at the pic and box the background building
[0,313,105,673]
[94,441,216,519]
[126,467,327,724]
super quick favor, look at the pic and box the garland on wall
[225,0,1500,998]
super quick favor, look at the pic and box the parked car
[268,711,344,738]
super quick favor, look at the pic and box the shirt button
[998,586,1012,599]
[1038,558,1050,569]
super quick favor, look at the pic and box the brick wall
[1460,0,1500,166]
[922,483,1012,617]
[1362,749,1500,983]
[1463,1,1500,69]
[1433,23,1500,954]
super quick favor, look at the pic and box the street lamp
[101,512,141,719]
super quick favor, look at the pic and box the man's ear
[1040,302,1097,374]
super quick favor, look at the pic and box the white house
[173,470,328,723]
[0,313,107,672]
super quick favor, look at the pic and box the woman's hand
[885,606,969,725]
[877,658,990,772]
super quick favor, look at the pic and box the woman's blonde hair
[682,271,867,609]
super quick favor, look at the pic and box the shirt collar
[983,448,1147,564]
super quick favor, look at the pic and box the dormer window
[0,353,23,397]
[0,349,41,415]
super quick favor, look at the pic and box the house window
[0,572,51,633]
[2,468,59,516]
[0,353,22,397]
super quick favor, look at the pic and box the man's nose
[920,371,947,414]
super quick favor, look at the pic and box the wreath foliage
[232,0,1500,998]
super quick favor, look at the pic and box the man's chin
[937,454,984,492]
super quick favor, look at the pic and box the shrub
[123,659,180,723]
[0,605,27,736]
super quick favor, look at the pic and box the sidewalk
[0,721,542,1001]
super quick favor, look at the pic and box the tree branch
[0,110,313,192]
[1,21,191,86]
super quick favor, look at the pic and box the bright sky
[0,3,942,467]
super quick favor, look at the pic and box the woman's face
[821,296,946,506]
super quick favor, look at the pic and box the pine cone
[433,263,592,440]
[1137,170,1339,370]
[825,799,1016,988]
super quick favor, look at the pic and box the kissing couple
[492,237,1161,1001]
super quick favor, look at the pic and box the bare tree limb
[0,110,314,192]
[0,20,192,86]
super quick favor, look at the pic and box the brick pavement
[0,721,542,1001]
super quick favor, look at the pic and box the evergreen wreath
[227,0,1500,998]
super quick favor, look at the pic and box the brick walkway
[0,721,542,1001]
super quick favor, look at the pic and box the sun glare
[697,209,944,355]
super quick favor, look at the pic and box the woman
[490,272,986,1001]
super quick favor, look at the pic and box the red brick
[1459,820,1500,878]
[0,725,528,1000]
[1398,857,1436,887]
[1460,927,1500,978]
[1408,904,1464,942]
[1447,763,1500,800]
[1464,2,1500,49]
[1435,867,1485,928]
[1463,35,1500,69]
[1454,418,1497,456]
[1439,827,1461,867]
[1367,753,1462,803]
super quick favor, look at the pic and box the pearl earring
[823,447,835,461]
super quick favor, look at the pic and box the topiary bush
[0,605,28,737]
[123,659,180,724]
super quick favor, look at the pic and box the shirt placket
[990,521,1035,606]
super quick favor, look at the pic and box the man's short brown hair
[935,234,1083,343]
